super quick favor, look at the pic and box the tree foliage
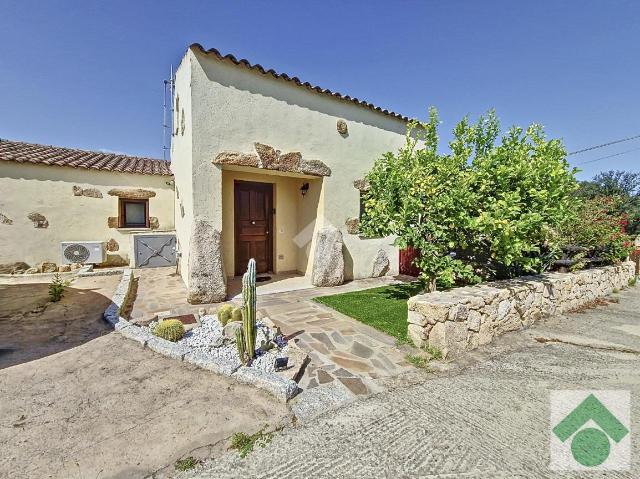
[576,170,640,235]
[360,108,580,289]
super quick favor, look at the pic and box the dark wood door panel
[234,181,273,276]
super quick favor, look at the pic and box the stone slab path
[127,268,418,409]
[183,286,640,479]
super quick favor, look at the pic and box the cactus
[217,304,234,325]
[242,258,257,360]
[231,306,243,322]
[153,319,185,342]
[235,328,247,365]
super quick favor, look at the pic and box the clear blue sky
[1,0,638,179]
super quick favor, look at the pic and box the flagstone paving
[126,267,418,400]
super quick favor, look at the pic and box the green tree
[360,108,579,289]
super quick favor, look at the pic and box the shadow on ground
[0,283,112,369]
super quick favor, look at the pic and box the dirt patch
[0,275,119,369]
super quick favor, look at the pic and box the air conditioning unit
[60,241,106,265]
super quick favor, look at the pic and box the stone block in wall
[0,262,30,274]
[41,262,57,273]
[107,217,118,228]
[407,262,636,356]
[345,217,360,235]
[107,189,156,199]
[58,265,71,272]
[149,217,159,230]
[73,185,83,196]
[213,151,259,168]
[254,142,280,169]
[27,212,48,228]
[337,119,348,135]
[106,238,119,252]
[72,186,103,198]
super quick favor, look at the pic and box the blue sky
[1,0,638,179]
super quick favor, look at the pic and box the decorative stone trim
[103,269,298,401]
[73,186,103,198]
[106,238,119,252]
[27,212,48,228]
[107,216,118,228]
[0,213,13,225]
[345,217,360,235]
[353,178,370,191]
[337,119,348,135]
[149,217,159,230]
[213,142,331,177]
[407,262,637,357]
[107,188,156,199]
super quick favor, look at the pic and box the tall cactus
[242,258,257,360]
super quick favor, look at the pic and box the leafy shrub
[153,319,185,342]
[48,273,71,302]
[558,196,633,264]
[361,108,578,289]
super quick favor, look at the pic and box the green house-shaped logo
[553,393,629,467]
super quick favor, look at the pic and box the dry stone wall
[407,262,636,357]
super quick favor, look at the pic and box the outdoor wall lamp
[300,182,309,197]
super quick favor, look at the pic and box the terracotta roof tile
[0,139,172,176]
[190,44,414,123]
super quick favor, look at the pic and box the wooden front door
[234,181,273,275]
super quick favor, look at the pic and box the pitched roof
[0,139,172,176]
[190,43,414,123]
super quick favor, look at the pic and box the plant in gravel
[174,456,199,471]
[235,259,258,364]
[613,288,620,294]
[405,353,431,370]
[153,319,185,342]
[629,276,638,287]
[48,273,71,302]
[231,306,243,322]
[230,426,274,458]
[217,304,234,325]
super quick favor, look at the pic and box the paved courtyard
[126,267,418,403]
[184,286,640,479]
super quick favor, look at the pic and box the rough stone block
[311,226,344,287]
[371,249,390,277]
[41,262,57,273]
[147,337,190,360]
[233,366,299,401]
[183,350,238,376]
[187,219,226,303]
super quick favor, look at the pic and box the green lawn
[313,282,424,343]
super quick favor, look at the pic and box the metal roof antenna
[162,64,175,161]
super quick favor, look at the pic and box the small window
[119,198,149,228]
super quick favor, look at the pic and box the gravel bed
[144,315,288,373]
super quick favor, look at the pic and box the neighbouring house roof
[190,43,414,123]
[0,139,172,176]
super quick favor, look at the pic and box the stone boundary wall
[103,269,298,401]
[407,262,636,357]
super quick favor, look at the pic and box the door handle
[251,221,256,225]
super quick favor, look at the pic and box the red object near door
[399,246,420,277]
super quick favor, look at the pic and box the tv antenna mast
[162,65,175,160]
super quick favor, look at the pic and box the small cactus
[231,306,243,322]
[217,304,234,325]
[153,319,185,342]
[235,328,247,365]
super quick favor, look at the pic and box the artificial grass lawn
[313,282,424,343]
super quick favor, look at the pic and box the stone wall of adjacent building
[407,262,636,356]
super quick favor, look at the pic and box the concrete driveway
[184,286,640,478]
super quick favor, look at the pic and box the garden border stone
[103,269,299,401]
[407,262,636,357]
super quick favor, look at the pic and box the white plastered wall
[178,46,410,281]
[0,161,174,267]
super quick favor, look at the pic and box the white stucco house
[171,44,413,303]
[0,140,174,272]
